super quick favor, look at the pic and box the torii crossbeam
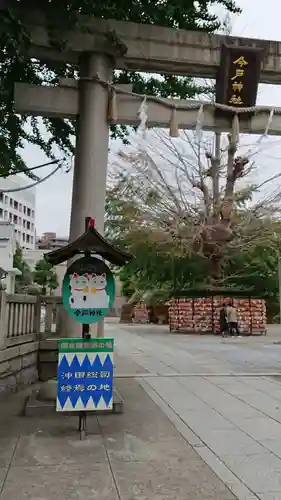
[14,81,281,136]
[1,1,281,83]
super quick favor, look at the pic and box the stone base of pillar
[38,378,57,401]
[39,338,60,381]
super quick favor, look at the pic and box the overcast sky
[21,0,281,237]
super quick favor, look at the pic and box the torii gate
[8,7,281,336]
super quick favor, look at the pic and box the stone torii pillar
[64,51,114,338]
[70,53,113,240]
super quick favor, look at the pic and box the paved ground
[108,322,281,500]
[2,322,281,499]
[0,360,236,500]
[113,323,281,376]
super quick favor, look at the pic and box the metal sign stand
[79,321,91,439]
[78,221,91,440]
[78,320,90,439]
[78,409,87,440]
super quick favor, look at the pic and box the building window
[13,215,18,224]
[22,233,26,242]
[4,211,8,220]
[0,208,3,218]
[4,196,8,204]
[30,236,33,244]
[18,217,21,225]
[23,206,26,215]
[9,198,13,207]
[31,223,34,231]
[27,207,31,217]
[19,203,22,212]
[26,234,30,243]
[31,210,35,218]
[23,220,26,228]
[27,221,30,230]
[9,213,12,222]
[0,193,3,203]
[14,200,18,210]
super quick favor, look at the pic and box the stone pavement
[112,323,281,375]
[107,322,281,500]
[3,322,281,500]
[0,356,236,500]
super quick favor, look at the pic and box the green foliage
[13,244,32,292]
[119,236,280,311]
[119,243,210,302]
[225,242,280,321]
[33,257,58,295]
[1,0,240,175]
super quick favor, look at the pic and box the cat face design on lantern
[69,272,89,308]
[86,273,109,309]
[68,272,109,310]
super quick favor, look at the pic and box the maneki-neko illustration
[69,272,110,310]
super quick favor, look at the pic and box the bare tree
[109,128,281,284]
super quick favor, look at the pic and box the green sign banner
[58,338,114,353]
[62,256,116,324]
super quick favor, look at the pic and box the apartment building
[36,232,68,250]
[0,175,36,249]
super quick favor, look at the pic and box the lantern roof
[45,218,133,267]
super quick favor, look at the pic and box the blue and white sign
[56,338,114,412]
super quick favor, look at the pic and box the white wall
[0,223,15,270]
[0,222,19,293]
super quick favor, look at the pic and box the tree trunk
[208,254,223,284]
[212,132,221,223]
[222,136,237,219]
